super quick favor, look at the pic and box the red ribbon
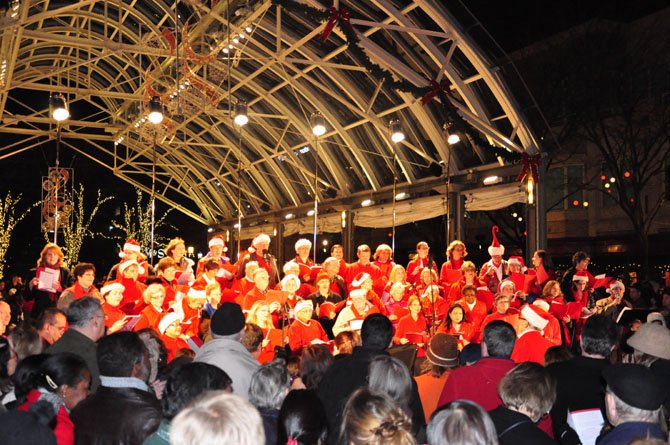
[516,153,540,183]
[421,80,450,105]
[321,6,353,41]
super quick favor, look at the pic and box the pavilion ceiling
[0,0,539,225]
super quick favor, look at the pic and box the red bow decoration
[321,6,353,41]
[421,80,450,105]
[516,153,540,183]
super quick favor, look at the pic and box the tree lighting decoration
[0,192,40,279]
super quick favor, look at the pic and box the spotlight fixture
[234,100,249,126]
[361,199,374,207]
[49,93,70,122]
[443,122,460,145]
[307,209,315,216]
[483,175,502,185]
[285,212,295,220]
[147,96,164,124]
[389,119,405,143]
[311,111,326,136]
[395,191,408,200]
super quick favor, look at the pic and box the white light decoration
[50,93,70,122]
[234,100,249,126]
[389,119,405,143]
[483,175,502,185]
[361,199,374,207]
[147,96,164,124]
[311,112,326,136]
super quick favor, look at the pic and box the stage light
[234,100,249,126]
[483,175,502,185]
[361,199,374,207]
[389,119,405,143]
[147,96,164,124]
[311,111,326,136]
[50,93,69,122]
[285,212,295,219]
[395,191,408,200]
[443,122,460,145]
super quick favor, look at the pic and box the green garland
[270,0,524,163]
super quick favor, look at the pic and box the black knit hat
[210,302,245,336]
[603,364,664,410]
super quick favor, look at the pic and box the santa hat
[487,226,505,256]
[295,238,312,251]
[119,259,139,273]
[208,235,228,252]
[158,312,183,335]
[572,271,589,283]
[498,279,516,293]
[101,282,125,296]
[315,272,330,284]
[294,299,313,313]
[606,280,625,294]
[187,287,207,300]
[532,299,550,312]
[349,288,368,299]
[281,274,301,289]
[248,233,271,253]
[119,239,142,258]
[508,256,526,272]
[521,304,549,330]
[351,272,371,288]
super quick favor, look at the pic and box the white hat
[351,272,371,288]
[295,238,312,251]
[572,272,589,283]
[187,287,207,300]
[606,280,625,294]
[281,274,301,289]
[119,259,139,273]
[532,299,550,312]
[208,236,225,248]
[119,239,141,258]
[252,233,271,247]
[498,279,516,292]
[294,299,313,313]
[521,304,549,330]
[349,288,368,299]
[158,312,183,334]
[487,225,505,256]
[101,282,125,296]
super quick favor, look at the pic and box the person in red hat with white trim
[236,233,279,288]
[332,289,378,337]
[478,226,508,288]
[507,256,526,275]
[106,239,154,284]
[288,300,328,353]
[293,238,315,284]
[350,272,386,316]
[116,259,147,314]
[511,304,554,364]
[195,235,235,286]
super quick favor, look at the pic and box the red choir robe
[511,329,553,364]
[195,255,236,287]
[102,303,126,330]
[161,334,190,362]
[527,266,557,296]
[455,299,488,341]
[373,260,395,279]
[448,279,484,305]
[481,310,520,334]
[420,294,449,327]
[118,277,147,314]
[478,260,508,286]
[294,255,315,283]
[439,259,464,287]
[393,313,428,356]
[288,318,328,353]
[345,261,385,295]
[406,257,438,285]
[181,300,202,338]
[231,277,255,304]
[438,321,475,350]
[133,305,164,332]
[258,327,283,364]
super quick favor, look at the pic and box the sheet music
[567,408,604,445]
[38,268,59,293]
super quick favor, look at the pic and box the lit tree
[0,192,41,280]
[58,184,114,266]
[110,188,174,256]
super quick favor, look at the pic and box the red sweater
[511,330,553,365]
[288,319,328,353]
[19,389,74,445]
[438,357,515,410]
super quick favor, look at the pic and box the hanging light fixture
[311,111,326,136]
[443,122,460,145]
[147,96,164,124]
[389,119,405,143]
[234,100,249,126]
[527,176,535,205]
[49,93,69,122]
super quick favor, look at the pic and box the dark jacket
[259,407,279,445]
[24,266,72,319]
[597,421,665,445]
[71,385,161,445]
[317,346,425,445]
[547,356,609,444]
[46,329,100,392]
[489,405,557,445]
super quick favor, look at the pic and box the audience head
[10,354,48,406]
[423,333,459,377]
[162,362,232,420]
[460,342,482,365]
[334,330,359,355]
[137,328,168,382]
[341,388,415,445]
[580,315,619,358]
[7,324,43,375]
[37,243,64,268]
[0,401,58,445]
[278,389,328,445]
[627,322,670,362]
[427,400,498,445]
[241,323,263,357]
[544,346,574,366]
[498,362,556,423]
[360,314,393,351]
[37,308,67,344]
[66,297,105,341]
[210,303,246,340]
[249,360,291,410]
[368,355,412,409]
[97,331,150,381]
[38,352,91,411]
[482,320,516,358]
[299,344,333,390]
[604,363,664,426]
[170,391,264,445]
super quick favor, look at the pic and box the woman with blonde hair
[341,388,416,445]
[165,237,195,281]
[439,240,468,287]
[246,300,283,363]
[25,243,72,319]
[133,283,166,332]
